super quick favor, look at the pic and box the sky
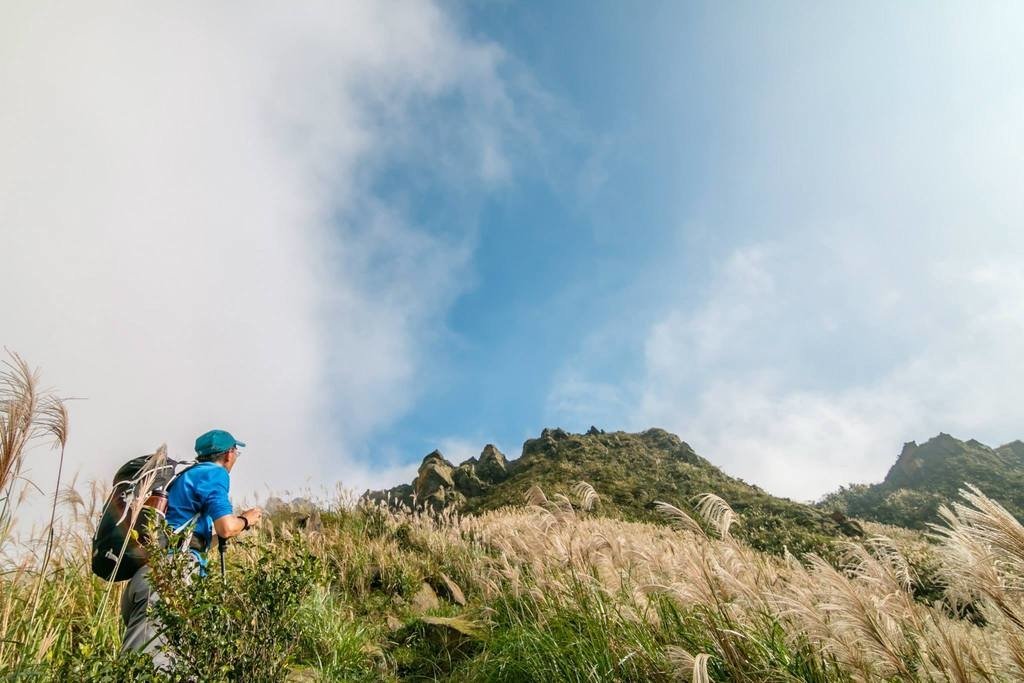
[3,1,1023,520]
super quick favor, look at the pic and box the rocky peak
[997,440,1024,465]
[821,432,1024,530]
[522,427,572,458]
[421,449,454,471]
[541,427,570,441]
[414,450,456,509]
[884,441,923,487]
[885,436,968,486]
[477,444,509,483]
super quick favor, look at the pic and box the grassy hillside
[9,357,1024,680]
[367,427,864,558]
[8,481,1024,681]
[819,433,1024,529]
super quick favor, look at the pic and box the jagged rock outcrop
[366,444,509,510]
[415,450,456,509]
[476,444,508,483]
[452,463,487,497]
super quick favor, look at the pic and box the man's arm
[202,467,263,539]
[213,507,262,539]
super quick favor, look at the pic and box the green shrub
[146,535,318,681]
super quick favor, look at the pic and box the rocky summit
[365,427,863,557]
[819,433,1024,529]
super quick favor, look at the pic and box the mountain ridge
[819,432,1024,529]
[365,426,863,557]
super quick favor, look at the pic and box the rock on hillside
[365,427,862,557]
[818,433,1024,529]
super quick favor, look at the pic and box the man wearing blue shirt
[120,429,263,667]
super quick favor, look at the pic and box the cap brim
[235,440,246,448]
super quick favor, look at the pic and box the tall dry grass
[431,482,1024,681]
[0,351,69,539]
[7,465,1024,680]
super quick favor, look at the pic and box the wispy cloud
[551,242,1024,501]
[546,2,1024,501]
[1,1,518,512]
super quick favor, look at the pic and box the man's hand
[241,507,263,528]
[214,507,263,539]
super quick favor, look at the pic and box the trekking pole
[218,535,228,581]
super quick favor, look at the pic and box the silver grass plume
[524,483,548,507]
[695,493,738,539]
[653,500,706,538]
[666,647,711,683]
[572,481,599,512]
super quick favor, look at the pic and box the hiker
[120,429,263,667]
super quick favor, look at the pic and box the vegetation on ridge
[820,433,1024,529]
[367,427,864,558]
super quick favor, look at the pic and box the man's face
[225,445,240,471]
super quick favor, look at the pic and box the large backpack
[91,447,197,582]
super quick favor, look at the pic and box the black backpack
[91,449,197,582]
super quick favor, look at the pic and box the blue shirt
[166,462,234,558]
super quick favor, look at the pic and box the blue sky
[376,2,728,454]
[361,1,1024,498]
[4,1,1024,508]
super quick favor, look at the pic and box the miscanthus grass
[5,472,1024,681]
[5,356,1024,680]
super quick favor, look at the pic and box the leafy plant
[145,534,319,681]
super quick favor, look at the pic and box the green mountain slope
[818,433,1024,529]
[365,427,862,557]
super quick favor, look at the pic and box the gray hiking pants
[120,565,172,669]
[120,555,199,669]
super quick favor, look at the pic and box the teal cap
[194,429,246,458]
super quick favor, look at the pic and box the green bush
[146,535,319,681]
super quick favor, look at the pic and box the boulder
[265,496,289,515]
[411,616,483,666]
[431,572,466,606]
[476,444,509,484]
[452,463,487,497]
[419,615,481,638]
[297,509,322,532]
[289,497,317,514]
[415,450,455,508]
[411,582,440,613]
[542,427,570,440]
[446,489,467,509]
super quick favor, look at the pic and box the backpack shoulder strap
[166,461,213,538]
[166,460,203,492]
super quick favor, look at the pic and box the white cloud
[560,244,1024,502]
[1,1,515,524]
[546,3,1024,502]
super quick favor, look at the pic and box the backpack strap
[166,461,214,551]
[166,460,201,492]
[172,512,202,536]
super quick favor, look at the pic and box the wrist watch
[238,514,250,531]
